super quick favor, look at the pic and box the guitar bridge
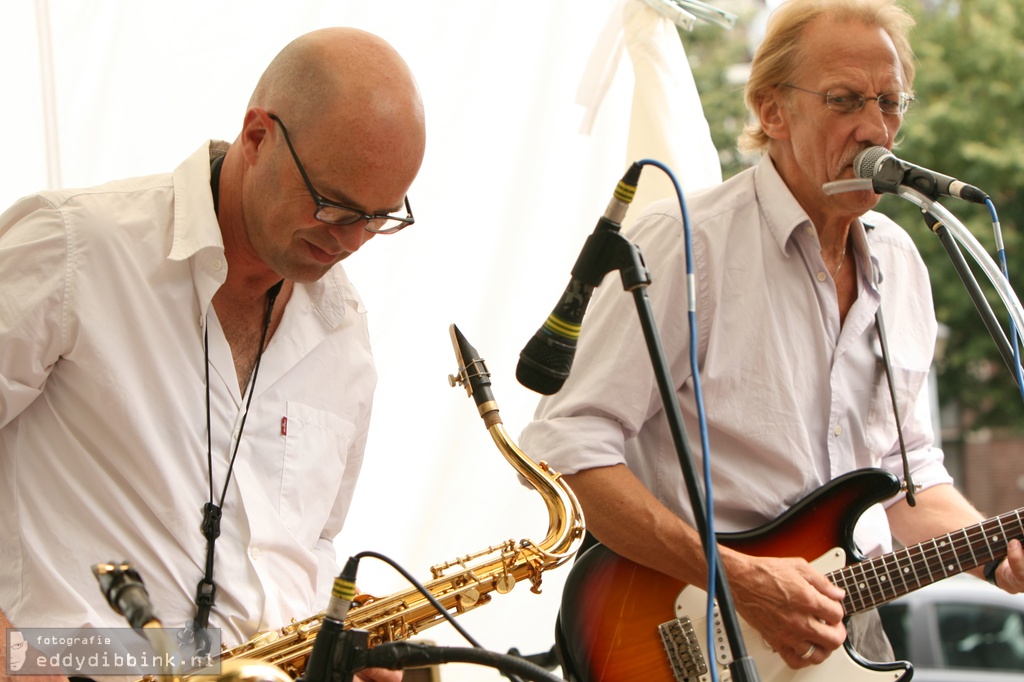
[658,615,710,681]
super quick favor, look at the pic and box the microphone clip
[300,626,370,682]
[572,228,651,292]
[867,156,907,197]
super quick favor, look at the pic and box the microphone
[853,146,989,205]
[303,556,361,682]
[92,562,161,630]
[516,163,643,395]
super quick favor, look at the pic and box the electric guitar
[557,468,1023,681]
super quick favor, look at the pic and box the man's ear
[240,107,272,166]
[758,90,791,142]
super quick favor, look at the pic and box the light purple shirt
[520,155,951,556]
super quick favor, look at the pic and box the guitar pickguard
[664,548,905,681]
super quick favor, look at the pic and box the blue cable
[986,197,1024,400]
[637,158,719,681]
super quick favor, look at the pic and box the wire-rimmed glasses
[781,83,914,115]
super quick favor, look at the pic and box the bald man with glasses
[0,28,424,682]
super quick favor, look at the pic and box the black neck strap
[858,220,917,506]
[210,150,225,215]
[183,151,281,653]
[186,279,282,653]
[874,307,918,507]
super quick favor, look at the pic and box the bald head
[250,28,422,126]
[248,28,425,190]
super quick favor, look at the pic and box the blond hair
[738,0,916,155]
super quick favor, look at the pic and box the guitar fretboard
[829,507,1024,615]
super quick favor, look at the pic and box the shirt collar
[168,140,227,262]
[304,266,367,327]
[753,154,811,256]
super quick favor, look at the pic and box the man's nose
[854,103,896,148]
[327,221,375,254]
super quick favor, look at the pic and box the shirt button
[805,226,814,235]
[834,425,844,437]
[212,258,224,271]
[817,271,827,282]
[250,547,262,560]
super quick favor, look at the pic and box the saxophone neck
[448,324,585,561]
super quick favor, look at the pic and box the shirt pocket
[864,360,929,460]
[280,401,355,547]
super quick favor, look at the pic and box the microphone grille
[854,146,891,179]
[516,334,575,395]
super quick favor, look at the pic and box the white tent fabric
[622,0,723,208]
[581,0,722,215]
[1,1,722,678]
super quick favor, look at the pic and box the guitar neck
[831,507,1024,615]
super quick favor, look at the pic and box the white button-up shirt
[0,143,376,646]
[520,156,952,557]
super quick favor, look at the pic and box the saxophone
[102,324,584,680]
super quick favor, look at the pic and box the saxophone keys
[495,575,516,594]
[459,587,482,607]
[248,631,281,647]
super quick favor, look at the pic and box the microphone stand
[579,228,760,682]
[897,188,1024,392]
[918,210,1019,388]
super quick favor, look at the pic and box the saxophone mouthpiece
[448,324,500,423]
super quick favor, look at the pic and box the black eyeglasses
[781,84,914,115]
[267,113,414,234]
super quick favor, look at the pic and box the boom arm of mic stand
[604,231,761,682]
[918,211,1019,388]
[895,187,1024,384]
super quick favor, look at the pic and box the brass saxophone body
[210,324,585,678]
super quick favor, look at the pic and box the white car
[878,574,1024,680]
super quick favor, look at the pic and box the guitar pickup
[658,615,711,681]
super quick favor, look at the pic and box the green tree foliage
[883,0,1024,431]
[683,0,1024,432]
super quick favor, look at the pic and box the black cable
[365,642,563,682]
[505,645,560,673]
[353,551,483,649]
[352,551,531,682]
